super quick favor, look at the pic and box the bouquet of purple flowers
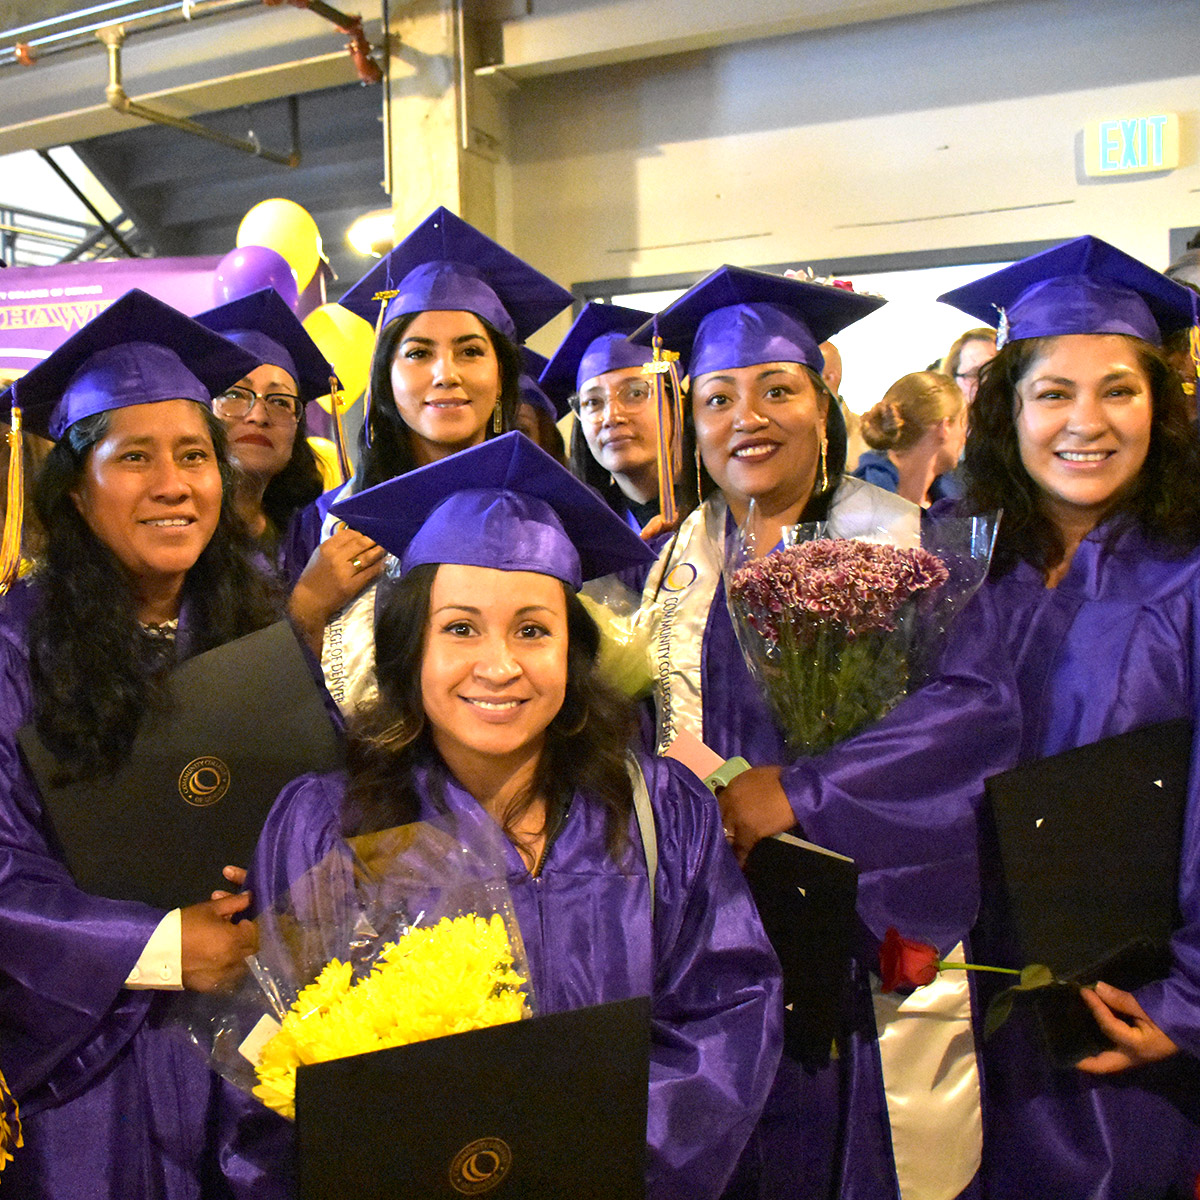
[725,509,997,756]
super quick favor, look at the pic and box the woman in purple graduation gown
[0,291,280,1198]
[539,302,680,536]
[623,267,1018,1200]
[245,433,783,1200]
[194,287,328,575]
[940,238,1200,1198]
[724,236,1200,1199]
[277,207,571,686]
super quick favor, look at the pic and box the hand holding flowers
[724,512,998,759]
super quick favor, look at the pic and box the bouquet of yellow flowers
[0,1068,20,1180]
[180,818,533,1118]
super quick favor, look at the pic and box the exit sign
[1085,114,1180,176]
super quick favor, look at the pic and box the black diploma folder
[20,619,343,910]
[984,718,1191,1064]
[295,996,650,1200]
[743,831,859,1068]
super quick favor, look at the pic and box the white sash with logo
[317,486,383,716]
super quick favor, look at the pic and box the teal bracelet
[703,756,752,793]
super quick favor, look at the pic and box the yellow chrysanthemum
[0,1066,22,1175]
[252,914,528,1119]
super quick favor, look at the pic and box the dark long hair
[260,402,325,534]
[963,334,1200,577]
[680,364,846,523]
[344,564,637,862]
[355,311,523,491]
[29,404,282,780]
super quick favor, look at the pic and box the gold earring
[493,403,503,434]
[817,432,829,493]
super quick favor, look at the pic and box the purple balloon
[213,245,299,311]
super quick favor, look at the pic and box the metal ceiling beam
[483,0,1008,79]
[0,0,383,155]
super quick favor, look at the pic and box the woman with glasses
[943,326,997,406]
[540,302,682,536]
[196,289,330,570]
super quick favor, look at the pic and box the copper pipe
[98,23,301,166]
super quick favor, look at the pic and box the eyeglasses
[574,381,653,421]
[214,385,301,421]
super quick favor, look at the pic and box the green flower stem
[937,961,1021,976]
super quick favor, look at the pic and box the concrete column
[382,0,505,240]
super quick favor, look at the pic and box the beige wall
[496,0,1200,354]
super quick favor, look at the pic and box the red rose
[879,926,940,992]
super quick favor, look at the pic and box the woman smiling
[0,290,280,1198]
[242,434,782,1199]
[541,302,679,533]
[934,239,1200,1198]
[283,209,571,709]
[628,267,1018,1200]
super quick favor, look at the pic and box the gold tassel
[361,289,398,451]
[1187,324,1200,398]
[642,337,682,526]
[328,375,351,485]
[0,407,25,596]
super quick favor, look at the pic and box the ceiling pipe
[97,23,301,166]
[261,0,382,84]
[2,0,381,83]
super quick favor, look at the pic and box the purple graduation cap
[518,347,559,419]
[538,302,656,410]
[336,207,572,343]
[331,431,655,589]
[194,286,337,405]
[0,288,258,592]
[937,235,1199,347]
[0,288,259,441]
[630,265,885,378]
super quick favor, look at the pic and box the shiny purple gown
[0,583,250,1199]
[244,753,783,1200]
[960,529,1200,1199]
[695,572,1018,1200]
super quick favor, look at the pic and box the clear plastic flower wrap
[724,504,999,757]
[579,574,655,699]
[175,816,533,1120]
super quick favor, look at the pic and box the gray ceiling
[71,79,388,296]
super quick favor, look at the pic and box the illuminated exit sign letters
[1085,114,1180,177]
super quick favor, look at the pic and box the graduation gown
[962,528,1200,1200]
[636,488,1019,1200]
[245,753,783,1200]
[0,582,249,1200]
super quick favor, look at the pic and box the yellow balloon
[237,199,323,291]
[306,436,345,489]
[302,303,375,411]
